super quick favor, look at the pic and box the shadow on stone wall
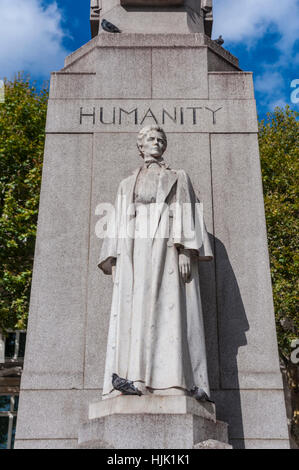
[200,234,249,449]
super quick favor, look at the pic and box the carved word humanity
[79,106,223,126]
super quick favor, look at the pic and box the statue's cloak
[99,167,213,397]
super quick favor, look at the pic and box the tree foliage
[0,76,48,331]
[259,106,299,359]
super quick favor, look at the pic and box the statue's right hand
[179,250,191,283]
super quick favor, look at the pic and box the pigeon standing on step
[190,386,214,403]
[101,19,121,33]
[214,35,224,46]
[112,373,142,396]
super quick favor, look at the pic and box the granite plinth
[78,396,229,449]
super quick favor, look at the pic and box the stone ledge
[63,34,239,71]
[78,412,229,449]
[194,439,233,449]
[89,395,216,422]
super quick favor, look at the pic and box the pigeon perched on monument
[101,19,121,33]
[214,35,224,46]
[112,373,143,396]
[190,386,214,403]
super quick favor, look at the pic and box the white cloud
[0,0,69,80]
[254,70,289,111]
[255,71,285,95]
[213,0,299,54]
[213,0,299,110]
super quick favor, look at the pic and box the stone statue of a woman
[98,126,213,400]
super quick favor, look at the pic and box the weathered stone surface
[152,48,208,99]
[194,439,232,449]
[20,134,93,390]
[211,133,283,390]
[14,439,78,449]
[208,72,254,100]
[46,99,258,134]
[120,0,184,5]
[214,390,289,443]
[231,439,291,450]
[89,395,216,421]
[78,413,228,449]
[55,49,152,99]
[94,0,213,36]
[63,34,239,71]
[16,390,100,441]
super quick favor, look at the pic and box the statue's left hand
[179,250,191,283]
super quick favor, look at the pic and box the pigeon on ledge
[190,386,214,403]
[214,35,224,46]
[112,373,142,396]
[101,19,121,33]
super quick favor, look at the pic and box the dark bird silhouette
[112,373,142,396]
[101,19,121,33]
[214,35,224,46]
[190,386,214,403]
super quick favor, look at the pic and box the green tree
[259,107,299,446]
[0,75,48,331]
[259,106,299,356]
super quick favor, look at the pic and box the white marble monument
[15,0,289,449]
[98,125,212,400]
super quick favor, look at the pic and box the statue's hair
[137,125,167,158]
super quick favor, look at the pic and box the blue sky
[0,0,298,119]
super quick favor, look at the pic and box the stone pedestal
[15,32,290,449]
[78,396,229,449]
[90,0,213,37]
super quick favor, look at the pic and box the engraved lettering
[140,108,158,125]
[180,107,184,125]
[119,108,138,125]
[100,107,116,125]
[80,107,95,125]
[186,107,203,125]
[162,107,177,124]
[205,106,222,125]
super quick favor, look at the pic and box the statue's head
[137,125,167,159]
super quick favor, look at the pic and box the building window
[0,396,18,449]
[0,331,26,449]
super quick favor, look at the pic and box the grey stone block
[152,48,208,99]
[16,389,101,441]
[214,389,289,442]
[208,72,254,100]
[194,439,232,449]
[211,133,283,390]
[231,439,291,450]
[20,134,93,390]
[78,413,228,449]
[63,34,239,72]
[14,439,78,449]
[56,48,152,99]
[89,396,216,421]
[102,6,190,35]
[207,49,240,72]
[46,99,258,134]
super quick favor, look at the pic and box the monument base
[78,396,229,449]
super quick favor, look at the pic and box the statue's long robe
[99,166,213,398]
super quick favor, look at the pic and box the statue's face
[141,130,165,159]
